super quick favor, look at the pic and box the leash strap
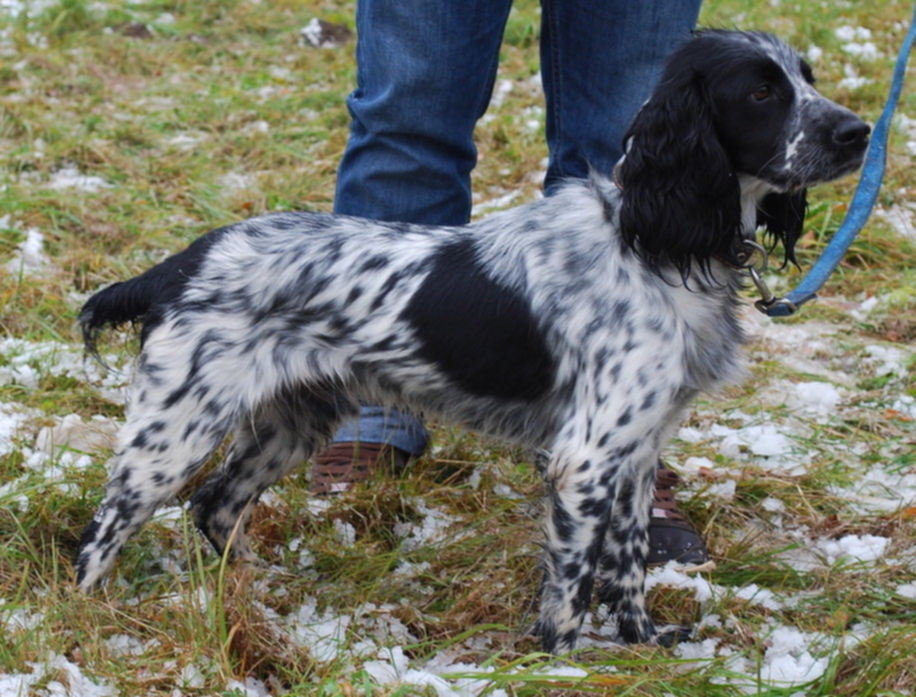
[761,7,916,317]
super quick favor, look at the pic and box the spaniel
[76,31,868,652]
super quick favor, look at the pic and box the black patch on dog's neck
[404,237,555,401]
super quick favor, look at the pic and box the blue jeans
[333,0,702,455]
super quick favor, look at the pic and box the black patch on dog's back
[404,237,554,400]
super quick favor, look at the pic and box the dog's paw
[654,624,693,647]
[616,608,657,645]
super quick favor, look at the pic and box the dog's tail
[80,273,160,358]
[80,229,224,358]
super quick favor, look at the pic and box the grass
[1,0,915,695]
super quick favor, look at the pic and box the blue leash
[758,7,916,317]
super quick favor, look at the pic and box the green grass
[1,0,915,695]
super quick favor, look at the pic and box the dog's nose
[833,117,870,146]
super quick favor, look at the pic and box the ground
[0,1,914,696]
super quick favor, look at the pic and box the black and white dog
[76,31,868,653]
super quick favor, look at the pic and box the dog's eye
[751,84,772,102]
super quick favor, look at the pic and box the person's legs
[317,0,514,485]
[540,0,702,191]
[335,0,515,225]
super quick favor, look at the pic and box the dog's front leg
[596,395,691,644]
[536,434,617,654]
[596,460,658,644]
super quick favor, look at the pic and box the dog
[75,30,868,653]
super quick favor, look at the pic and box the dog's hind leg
[190,385,354,561]
[76,328,265,590]
[75,395,239,591]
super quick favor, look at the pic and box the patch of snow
[734,583,783,611]
[0,402,35,457]
[47,165,112,193]
[304,496,333,515]
[790,381,842,416]
[835,26,878,60]
[875,203,916,241]
[245,120,270,135]
[0,668,44,696]
[220,171,257,193]
[645,562,715,603]
[840,41,878,60]
[225,677,271,697]
[104,634,147,657]
[267,65,294,82]
[299,17,351,48]
[863,344,910,378]
[674,637,719,661]
[0,600,44,632]
[164,131,208,150]
[285,599,352,663]
[43,653,119,697]
[365,644,588,697]
[711,422,795,462]
[759,625,829,686]
[0,337,130,404]
[781,532,890,570]
[838,64,871,90]
[490,79,514,109]
[179,662,206,690]
[3,219,49,276]
[895,582,916,600]
[471,189,524,217]
[704,478,737,500]
[0,0,55,17]
[890,395,916,419]
[818,534,889,565]
[761,496,786,513]
[299,18,325,47]
[827,464,916,514]
[834,26,872,41]
[394,500,463,552]
[333,518,356,546]
[35,413,119,455]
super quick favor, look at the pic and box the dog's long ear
[756,190,807,268]
[617,71,741,277]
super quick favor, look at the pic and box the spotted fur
[76,31,868,653]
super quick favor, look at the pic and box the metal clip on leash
[735,240,796,315]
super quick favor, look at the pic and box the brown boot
[647,465,711,568]
[309,441,410,495]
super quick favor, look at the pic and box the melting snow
[46,165,112,193]
[2,216,49,276]
[862,344,910,378]
[781,532,890,570]
[0,654,117,697]
[895,582,916,600]
[758,625,829,686]
[828,464,916,514]
[225,677,271,697]
[835,25,879,60]
[394,499,463,551]
[875,203,916,241]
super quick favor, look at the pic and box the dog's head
[616,30,869,275]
